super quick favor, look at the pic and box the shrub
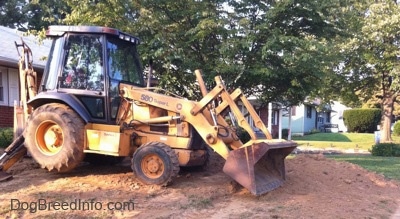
[393,122,400,136]
[343,108,381,133]
[310,128,320,134]
[0,127,13,148]
[370,143,400,157]
[236,127,251,143]
[305,128,320,135]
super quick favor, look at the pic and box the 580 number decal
[140,94,153,102]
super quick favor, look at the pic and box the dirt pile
[0,149,399,218]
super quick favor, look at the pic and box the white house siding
[282,101,351,136]
[330,101,351,132]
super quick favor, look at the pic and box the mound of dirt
[0,149,399,218]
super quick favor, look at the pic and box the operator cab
[36,26,144,124]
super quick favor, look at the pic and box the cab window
[60,34,104,91]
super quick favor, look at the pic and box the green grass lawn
[292,133,400,151]
[326,154,400,181]
[292,133,400,181]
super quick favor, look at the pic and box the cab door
[106,35,144,123]
[59,34,107,123]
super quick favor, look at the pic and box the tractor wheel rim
[141,153,165,179]
[36,121,64,155]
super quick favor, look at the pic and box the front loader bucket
[223,140,297,196]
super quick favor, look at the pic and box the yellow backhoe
[0,25,297,195]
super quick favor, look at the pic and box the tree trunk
[380,92,394,143]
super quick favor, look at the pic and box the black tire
[24,103,85,172]
[131,142,180,185]
[201,145,212,170]
[84,154,125,166]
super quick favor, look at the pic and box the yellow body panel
[85,123,130,156]
[132,132,192,149]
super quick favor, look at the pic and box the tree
[0,0,27,30]
[15,0,361,111]
[25,0,70,31]
[63,0,139,30]
[0,0,27,29]
[223,0,353,107]
[61,0,353,105]
[63,0,230,99]
[315,0,372,109]
[0,0,69,31]
[339,0,400,142]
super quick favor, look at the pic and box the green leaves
[339,0,400,100]
[336,0,400,141]
[231,0,348,105]
[0,0,69,31]
[0,0,376,109]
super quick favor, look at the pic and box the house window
[0,67,19,106]
[271,111,279,125]
[306,106,312,118]
[326,112,331,123]
[291,107,296,116]
[0,71,3,102]
[317,113,324,123]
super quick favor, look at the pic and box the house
[245,97,283,139]
[329,101,351,133]
[0,26,51,127]
[281,100,322,136]
[281,100,351,136]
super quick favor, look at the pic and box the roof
[0,26,52,70]
[46,25,140,44]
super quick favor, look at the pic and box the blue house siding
[282,104,318,135]
[287,116,304,134]
[303,106,317,133]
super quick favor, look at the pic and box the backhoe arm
[0,40,38,181]
[0,135,26,181]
